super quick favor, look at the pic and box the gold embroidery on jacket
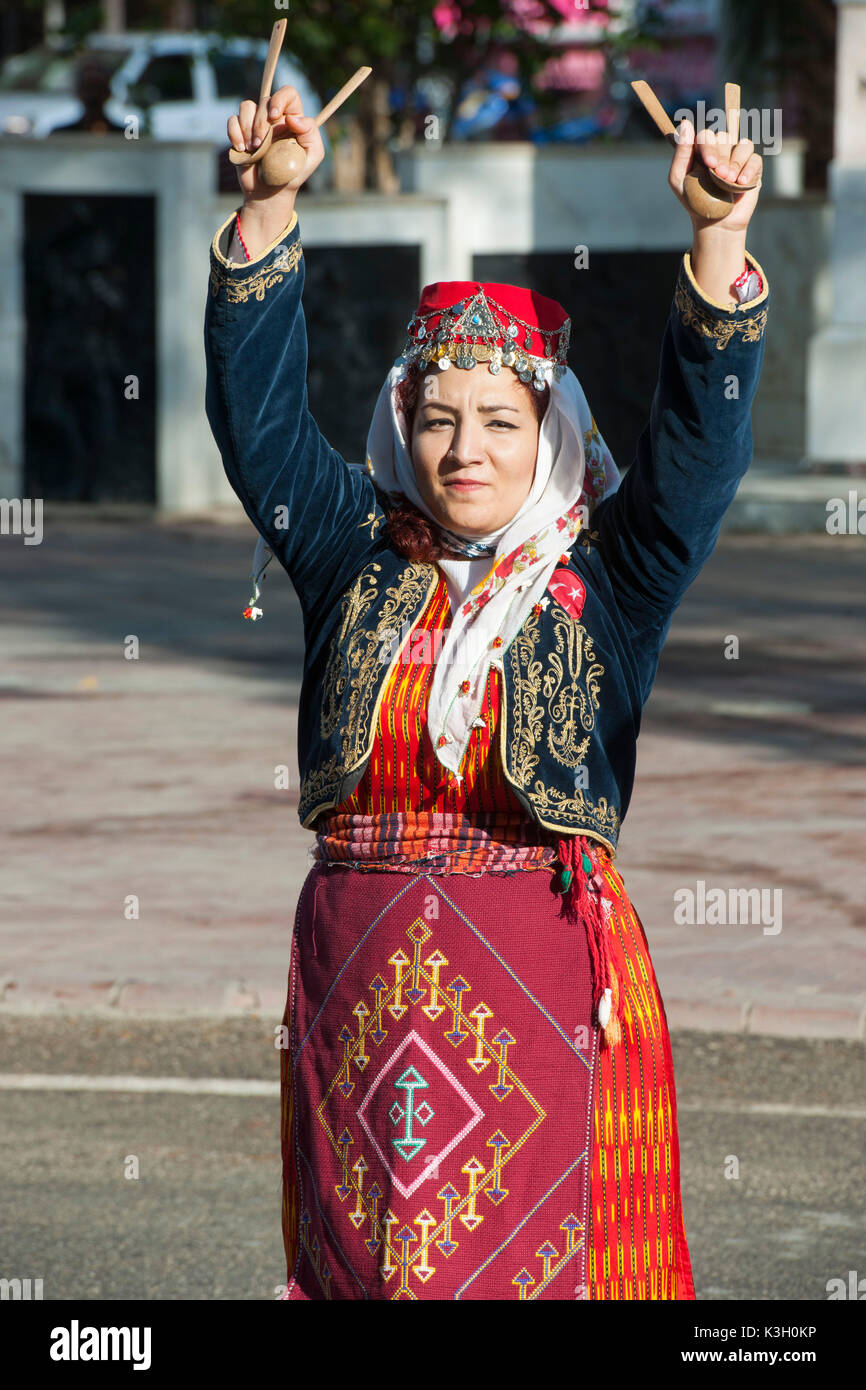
[299,750,343,822]
[358,511,384,540]
[320,565,383,739]
[341,564,434,771]
[543,605,603,765]
[674,273,767,349]
[302,565,622,839]
[208,240,303,302]
[317,560,434,759]
[525,782,621,836]
[576,527,600,555]
[505,603,621,836]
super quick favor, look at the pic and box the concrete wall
[0,136,220,510]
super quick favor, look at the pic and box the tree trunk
[358,76,399,193]
[331,116,366,192]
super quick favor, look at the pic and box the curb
[664,996,866,1041]
[1,989,864,1041]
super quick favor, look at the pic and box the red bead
[532,603,542,616]
[235,212,252,264]
[492,635,503,648]
[460,679,470,693]
[437,734,447,747]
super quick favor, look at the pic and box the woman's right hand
[228,85,324,250]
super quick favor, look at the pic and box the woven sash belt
[312,809,623,1048]
[312,809,559,876]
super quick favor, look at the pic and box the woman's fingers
[267,85,305,120]
[228,86,320,153]
[668,116,695,194]
[265,88,321,152]
[279,110,318,149]
[696,126,723,164]
[227,83,325,192]
[251,100,272,148]
[698,134,756,183]
[737,151,763,186]
[227,113,245,152]
[235,98,258,150]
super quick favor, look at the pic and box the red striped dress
[309,570,694,1299]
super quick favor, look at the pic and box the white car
[0,30,329,171]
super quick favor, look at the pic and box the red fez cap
[396,280,571,391]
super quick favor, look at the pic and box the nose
[445,417,487,467]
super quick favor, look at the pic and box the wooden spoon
[630,79,758,221]
[228,19,287,168]
[259,65,372,186]
[228,19,371,187]
[704,82,761,194]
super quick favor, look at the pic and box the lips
[446,478,487,489]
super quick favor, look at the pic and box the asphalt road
[0,1017,862,1302]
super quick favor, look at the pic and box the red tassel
[557,833,623,1048]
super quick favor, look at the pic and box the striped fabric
[315,571,561,873]
[588,856,693,1299]
[314,810,559,875]
[338,574,526,816]
[312,569,694,1300]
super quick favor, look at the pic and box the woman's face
[409,367,541,537]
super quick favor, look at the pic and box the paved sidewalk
[2,509,865,1036]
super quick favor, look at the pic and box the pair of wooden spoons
[229,18,371,186]
[631,79,760,219]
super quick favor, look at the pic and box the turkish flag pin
[547,568,586,619]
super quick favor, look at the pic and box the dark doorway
[24,193,157,502]
[304,243,419,465]
[473,249,682,473]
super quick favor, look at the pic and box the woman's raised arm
[591,119,769,704]
[204,86,390,623]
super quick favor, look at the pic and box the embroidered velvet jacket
[204,208,769,855]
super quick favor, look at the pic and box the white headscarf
[361,360,621,782]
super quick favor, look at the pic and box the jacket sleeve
[592,250,769,698]
[204,208,390,623]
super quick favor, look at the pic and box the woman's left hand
[669,118,763,234]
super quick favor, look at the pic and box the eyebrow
[419,401,521,414]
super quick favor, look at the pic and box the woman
[205,87,768,1301]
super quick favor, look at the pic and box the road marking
[678,1100,866,1121]
[707,699,812,718]
[0,1076,861,1119]
[0,1073,279,1096]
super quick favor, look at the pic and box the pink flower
[432,1,461,30]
